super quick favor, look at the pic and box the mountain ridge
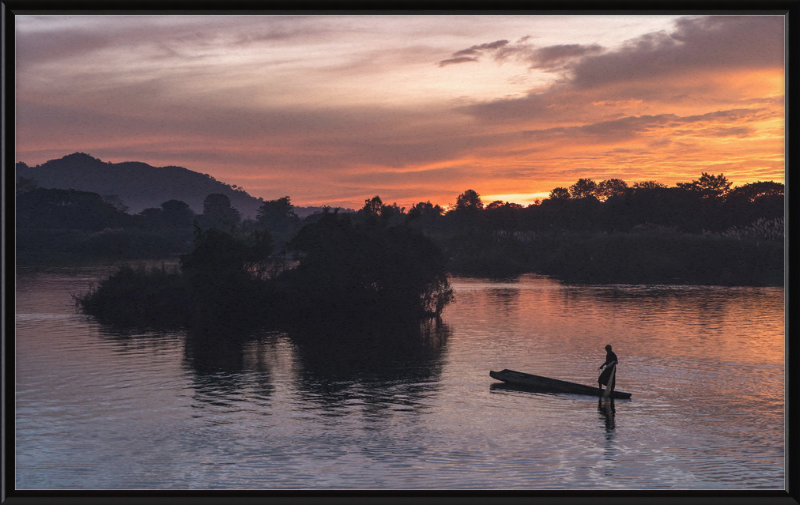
[16,153,334,218]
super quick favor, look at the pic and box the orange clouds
[15,15,784,209]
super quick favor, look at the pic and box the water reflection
[487,288,520,316]
[287,317,450,415]
[598,398,615,432]
[17,267,783,489]
[90,314,451,415]
[489,382,554,397]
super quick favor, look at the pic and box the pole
[603,362,616,399]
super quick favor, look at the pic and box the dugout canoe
[489,369,632,399]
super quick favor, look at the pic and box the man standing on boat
[598,344,618,395]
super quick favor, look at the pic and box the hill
[15,153,331,218]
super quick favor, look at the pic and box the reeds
[721,217,784,241]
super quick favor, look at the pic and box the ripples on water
[15,267,784,489]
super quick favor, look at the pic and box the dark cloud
[494,42,605,71]
[438,39,508,66]
[15,30,115,72]
[438,56,479,67]
[522,108,770,143]
[471,39,510,51]
[529,44,605,70]
[454,92,553,122]
[570,16,784,89]
[490,15,781,82]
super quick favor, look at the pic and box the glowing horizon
[16,15,785,210]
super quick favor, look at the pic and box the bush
[76,264,191,327]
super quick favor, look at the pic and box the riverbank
[440,229,783,286]
[16,227,190,266]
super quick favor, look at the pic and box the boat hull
[490,369,632,399]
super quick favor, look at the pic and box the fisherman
[598,344,618,395]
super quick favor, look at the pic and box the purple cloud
[438,39,509,66]
[438,56,479,67]
[570,16,784,89]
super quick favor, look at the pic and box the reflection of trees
[552,283,783,332]
[488,288,520,314]
[93,322,183,354]
[181,324,277,402]
[93,320,280,404]
[90,304,451,411]
[287,317,451,415]
[578,286,737,329]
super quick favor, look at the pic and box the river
[15,264,785,489]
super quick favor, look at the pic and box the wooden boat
[489,369,632,399]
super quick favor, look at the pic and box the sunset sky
[15,15,785,209]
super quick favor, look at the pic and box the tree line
[404,173,783,235]
[19,171,783,286]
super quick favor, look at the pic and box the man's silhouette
[598,344,618,395]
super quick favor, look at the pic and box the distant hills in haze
[15,153,334,218]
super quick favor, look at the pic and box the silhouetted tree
[284,213,453,318]
[676,172,732,199]
[485,201,524,230]
[16,175,39,195]
[180,226,273,324]
[102,195,130,214]
[406,201,443,231]
[455,189,483,211]
[137,207,164,230]
[569,178,598,199]
[160,199,195,228]
[407,201,443,221]
[202,193,241,231]
[722,181,784,229]
[726,181,784,202]
[631,180,667,192]
[596,179,628,200]
[549,187,571,200]
[255,196,300,248]
[363,196,383,216]
[257,196,298,230]
[182,227,250,275]
[17,188,129,231]
[379,202,406,225]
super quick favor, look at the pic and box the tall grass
[721,217,784,241]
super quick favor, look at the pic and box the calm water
[15,264,785,490]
